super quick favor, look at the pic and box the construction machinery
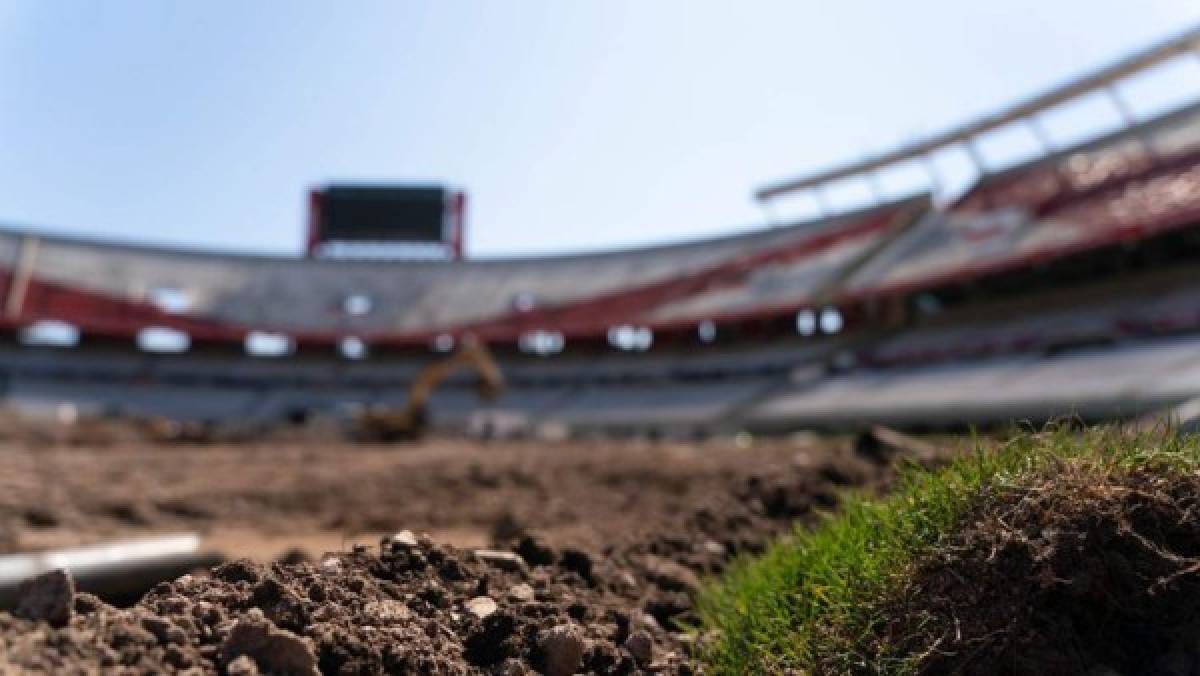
[349,335,505,442]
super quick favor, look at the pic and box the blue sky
[1,2,1198,257]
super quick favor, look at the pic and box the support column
[1026,116,1056,153]
[865,171,886,204]
[963,137,988,176]
[1106,84,1157,159]
[811,187,829,218]
[919,154,944,199]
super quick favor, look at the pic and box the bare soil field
[0,436,893,559]
[0,434,947,673]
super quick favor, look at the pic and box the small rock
[507,582,536,602]
[15,569,74,627]
[385,530,420,551]
[226,654,260,676]
[220,609,319,676]
[702,540,727,557]
[319,556,342,576]
[363,599,412,625]
[537,623,585,676]
[624,630,654,665]
[351,543,369,555]
[465,596,498,619]
[475,549,529,573]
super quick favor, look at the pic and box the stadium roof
[756,23,1200,202]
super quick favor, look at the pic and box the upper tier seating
[0,196,923,349]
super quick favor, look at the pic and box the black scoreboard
[306,184,465,259]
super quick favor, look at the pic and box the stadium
[2,17,1200,676]
[2,27,1199,438]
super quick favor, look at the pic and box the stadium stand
[0,195,917,346]
[856,266,1200,366]
[747,335,1200,431]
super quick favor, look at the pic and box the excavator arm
[352,335,505,442]
[405,335,504,414]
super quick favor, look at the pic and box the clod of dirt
[15,569,74,628]
[536,623,586,676]
[624,629,655,665]
[515,534,556,567]
[559,548,594,583]
[882,465,1200,675]
[219,608,319,676]
[141,614,187,645]
[277,547,311,565]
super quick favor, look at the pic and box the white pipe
[0,534,219,607]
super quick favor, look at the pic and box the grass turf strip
[696,426,1200,674]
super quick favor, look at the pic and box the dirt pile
[0,436,921,674]
[883,464,1200,675]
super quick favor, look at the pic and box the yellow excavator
[349,334,505,442]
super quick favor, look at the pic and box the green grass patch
[695,425,1200,674]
